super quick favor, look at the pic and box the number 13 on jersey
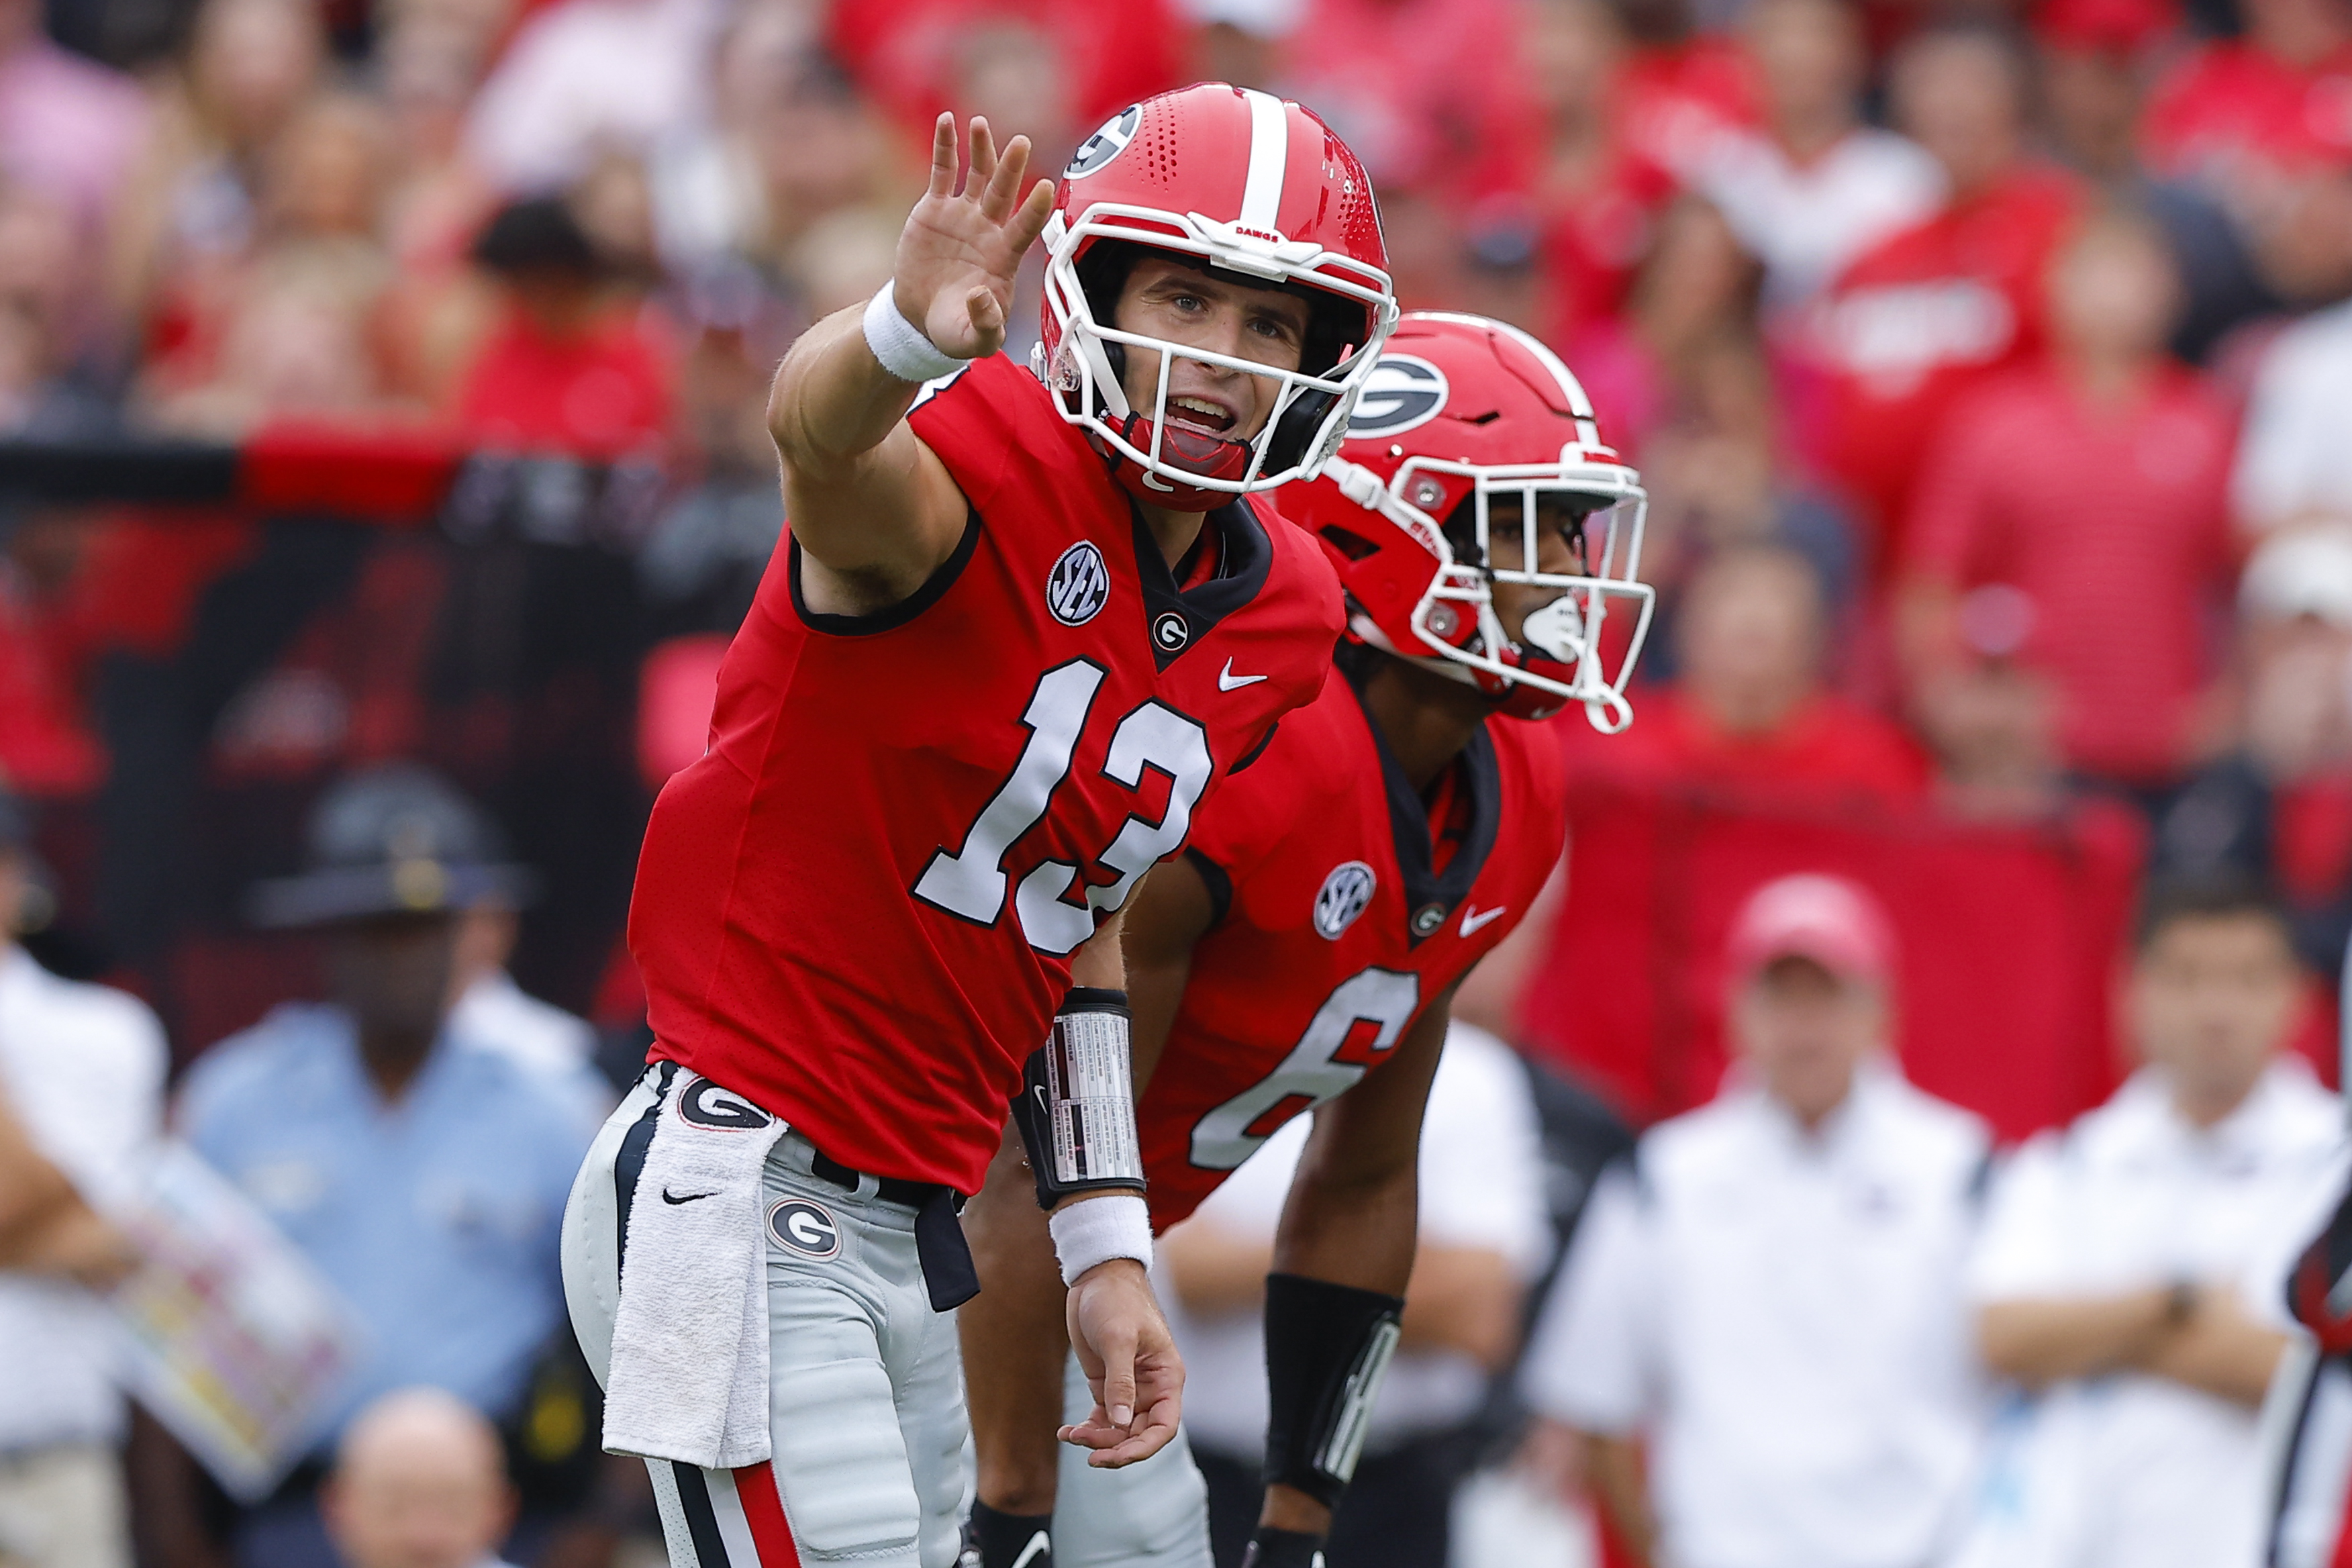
[914,658,1213,957]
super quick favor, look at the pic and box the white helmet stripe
[1238,89,1289,229]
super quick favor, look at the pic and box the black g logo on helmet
[1067,105,1142,179]
[1347,355,1449,438]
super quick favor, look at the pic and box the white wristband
[1050,1193,1153,1287]
[863,283,969,382]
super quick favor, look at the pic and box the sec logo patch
[1315,861,1376,939]
[768,1198,842,1260]
[1048,541,1110,626]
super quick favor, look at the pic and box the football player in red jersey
[560,86,1398,1568]
[956,313,1653,1568]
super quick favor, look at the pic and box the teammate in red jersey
[560,85,1398,1568]
[956,313,1653,1568]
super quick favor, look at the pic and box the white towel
[601,1068,786,1469]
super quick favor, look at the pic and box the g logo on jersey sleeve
[768,1198,842,1260]
[1315,862,1376,938]
[1047,541,1110,626]
[1346,355,1449,438]
[1067,105,1141,179]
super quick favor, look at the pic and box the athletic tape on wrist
[1014,989,1147,1210]
[1049,1193,1153,1286]
[863,283,969,382]
[1262,1272,1406,1509]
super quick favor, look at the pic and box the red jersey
[631,353,1343,1192]
[1904,364,2235,782]
[2145,40,2352,179]
[1802,166,2081,554]
[1135,667,1568,1232]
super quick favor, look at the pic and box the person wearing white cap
[1518,873,1992,1568]
[1947,875,2347,1568]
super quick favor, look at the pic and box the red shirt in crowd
[1804,164,2083,560]
[453,303,675,459]
[1538,38,1759,337]
[1904,364,2237,783]
[1269,0,1544,200]
[2143,39,2352,178]
[825,0,1183,145]
[1561,685,1932,807]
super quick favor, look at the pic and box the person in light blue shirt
[180,998,595,1440]
[168,763,601,1568]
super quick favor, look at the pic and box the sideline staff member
[1522,874,1990,1568]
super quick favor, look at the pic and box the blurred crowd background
[6,0,2352,1562]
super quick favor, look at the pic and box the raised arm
[767,115,1052,616]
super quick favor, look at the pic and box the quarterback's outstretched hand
[897,115,1055,362]
[1061,1257,1184,1468]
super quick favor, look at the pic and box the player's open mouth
[1167,395,1238,437]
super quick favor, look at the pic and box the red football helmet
[1287,311,1654,730]
[1036,83,1400,510]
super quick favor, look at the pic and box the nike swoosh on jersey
[1459,904,1508,936]
[1218,658,1269,691]
[1012,1532,1051,1568]
[661,1188,716,1205]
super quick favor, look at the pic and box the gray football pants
[563,1071,969,1568]
[1043,1351,1216,1567]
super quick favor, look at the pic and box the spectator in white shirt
[1159,1022,1551,1568]
[1522,873,1990,1568]
[0,792,168,1568]
[2231,298,2352,533]
[1694,0,1943,322]
[1951,875,2347,1568]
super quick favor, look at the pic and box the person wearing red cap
[1518,872,1991,1568]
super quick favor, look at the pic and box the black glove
[960,1503,1052,1568]
[1240,1527,1327,1568]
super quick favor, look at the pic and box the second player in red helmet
[568,83,1395,1568]
[956,313,1651,1568]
